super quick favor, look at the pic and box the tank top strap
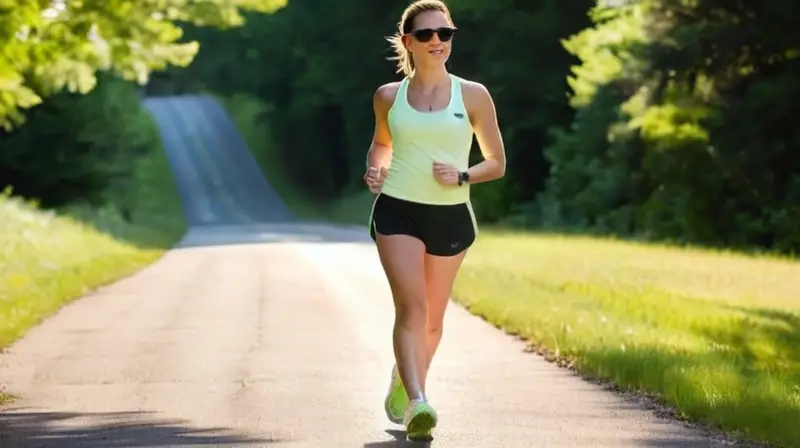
[448,74,464,110]
[395,77,410,109]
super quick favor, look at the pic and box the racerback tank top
[380,74,475,205]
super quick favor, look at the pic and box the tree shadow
[576,305,800,448]
[705,304,800,376]
[0,411,288,447]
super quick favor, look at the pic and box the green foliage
[0,0,287,130]
[537,0,800,254]
[155,0,800,255]
[1,74,157,207]
[6,0,798,265]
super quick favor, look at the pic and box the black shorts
[368,193,478,257]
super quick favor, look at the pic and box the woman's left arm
[465,81,506,184]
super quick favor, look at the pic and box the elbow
[494,158,506,180]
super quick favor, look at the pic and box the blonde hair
[386,0,454,77]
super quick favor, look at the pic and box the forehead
[411,10,450,30]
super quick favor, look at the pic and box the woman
[364,0,506,441]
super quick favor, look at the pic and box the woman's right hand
[364,166,388,194]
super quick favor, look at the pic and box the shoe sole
[383,368,404,425]
[406,410,436,441]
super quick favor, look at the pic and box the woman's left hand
[433,161,460,186]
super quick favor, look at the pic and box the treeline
[0,0,285,209]
[1,75,155,209]
[150,0,800,254]
[3,0,798,255]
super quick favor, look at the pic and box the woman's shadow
[363,429,432,447]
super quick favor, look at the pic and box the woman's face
[404,10,455,69]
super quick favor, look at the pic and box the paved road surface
[0,96,723,447]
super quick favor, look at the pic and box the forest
[2,0,799,254]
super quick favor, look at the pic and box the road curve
[0,95,723,447]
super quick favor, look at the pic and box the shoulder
[454,76,492,103]
[454,76,495,114]
[374,81,403,109]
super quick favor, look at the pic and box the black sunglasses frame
[407,27,458,43]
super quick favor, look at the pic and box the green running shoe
[403,398,437,441]
[383,365,409,424]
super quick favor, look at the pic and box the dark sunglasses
[407,27,457,43]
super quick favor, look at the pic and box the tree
[538,0,800,253]
[0,0,287,130]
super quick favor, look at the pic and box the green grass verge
[0,110,186,403]
[453,228,800,447]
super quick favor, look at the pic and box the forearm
[367,143,392,169]
[466,158,505,184]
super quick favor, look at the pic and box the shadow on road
[363,429,428,448]
[359,428,720,448]
[0,411,287,447]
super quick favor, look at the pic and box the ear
[402,34,412,50]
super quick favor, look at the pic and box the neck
[409,65,449,88]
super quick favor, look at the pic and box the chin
[427,55,449,65]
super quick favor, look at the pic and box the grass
[453,228,800,447]
[0,110,186,403]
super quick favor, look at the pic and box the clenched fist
[364,166,389,194]
[433,161,460,186]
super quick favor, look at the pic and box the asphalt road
[0,95,724,447]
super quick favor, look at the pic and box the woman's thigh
[424,250,467,326]
[375,233,427,311]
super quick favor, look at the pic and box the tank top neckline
[401,74,456,115]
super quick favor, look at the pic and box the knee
[395,298,427,326]
[426,311,444,336]
[426,322,442,337]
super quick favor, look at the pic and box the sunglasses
[407,27,457,43]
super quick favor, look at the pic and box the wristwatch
[458,171,470,186]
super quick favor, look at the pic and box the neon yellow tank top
[381,74,474,205]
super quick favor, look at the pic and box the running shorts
[368,193,478,257]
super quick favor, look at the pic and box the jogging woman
[363,0,506,441]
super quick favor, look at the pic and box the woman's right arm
[366,83,396,170]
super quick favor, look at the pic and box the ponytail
[386,33,414,77]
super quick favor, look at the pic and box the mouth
[429,49,444,56]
